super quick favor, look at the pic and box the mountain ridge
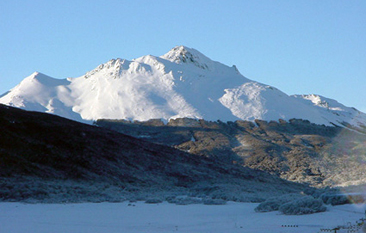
[1,46,365,130]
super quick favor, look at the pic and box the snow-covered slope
[1,46,366,129]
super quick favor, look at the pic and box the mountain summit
[1,46,365,129]
[160,46,217,70]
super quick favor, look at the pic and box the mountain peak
[161,46,213,70]
[28,71,47,80]
[32,71,40,76]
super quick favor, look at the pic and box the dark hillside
[0,104,304,202]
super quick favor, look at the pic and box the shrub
[168,196,203,205]
[279,196,326,215]
[145,198,163,204]
[255,193,303,212]
[320,193,350,206]
[203,198,227,205]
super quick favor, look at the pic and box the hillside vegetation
[0,104,305,203]
[97,117,366,187]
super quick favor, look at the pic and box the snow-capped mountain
[1,46,365,129]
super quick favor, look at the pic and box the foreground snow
[1,202,365,233]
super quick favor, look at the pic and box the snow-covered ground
[1,202,365,233]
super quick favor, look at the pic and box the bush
[167,196,203,205]
[255,193,303,212]
[145,198,163,204]
[279,196,326,215]
[320,193,350,206]
[203,198,227,205]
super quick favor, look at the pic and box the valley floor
[1,201,365,233]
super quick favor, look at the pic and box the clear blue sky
[1,0,365,112]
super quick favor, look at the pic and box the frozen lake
[1,201,365,233]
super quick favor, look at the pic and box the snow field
[1,202,365,233]
[1,46,365,129]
